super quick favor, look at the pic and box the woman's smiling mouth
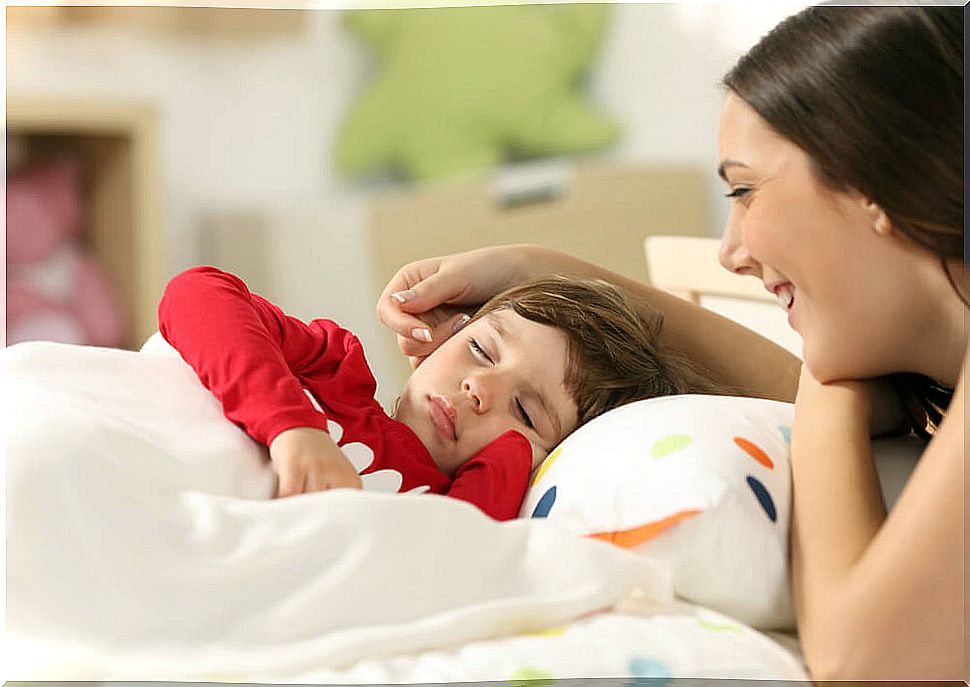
[767,282,795,311]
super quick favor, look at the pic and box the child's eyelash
[468,336,534,430]
[724,187,751,199]
[515,399,535,429]
[469,338,493,363]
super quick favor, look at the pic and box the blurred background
[6,1,809,407]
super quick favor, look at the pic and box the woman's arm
[789,355,966,680]
[378,243,801,402]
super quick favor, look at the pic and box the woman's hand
[796,364,869,410]
[376,245,539,368]
[268,427,363,497]
[797,365,908,438]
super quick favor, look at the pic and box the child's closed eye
[469,338,493,364]
[515,398,535,430]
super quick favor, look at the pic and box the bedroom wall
[6,2,808,406]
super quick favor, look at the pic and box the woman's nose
[718,215,760,277]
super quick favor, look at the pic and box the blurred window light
[672,2,813,55]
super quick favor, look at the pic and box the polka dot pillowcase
[520,394,794,631]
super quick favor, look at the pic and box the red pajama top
[157,266,531,521]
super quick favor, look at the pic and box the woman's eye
[724,187,751,200]
[469,338,493,364]
[515,399,535,430]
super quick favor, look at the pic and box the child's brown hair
[471,275,731,427]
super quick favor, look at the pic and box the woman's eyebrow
[717,159,749,181]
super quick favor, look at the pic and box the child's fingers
[322,463,363,490]
[300,464,361,493]
[276,466,306,498]
[330,472,363,490]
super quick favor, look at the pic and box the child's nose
[461,377,491,414]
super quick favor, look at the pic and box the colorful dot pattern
[588,509,702,549]
[506,666,556,686]
[777,424,791,444]
[651,434,691,459]
[698,618,742,633]
[518,626,567,638]
[733,436,774,468]
[531,486,556,518]
[745,475,776,522]
[734,434,778,522]
[628,655,672,684]
[531,446,563,487]
[530,429,783,535]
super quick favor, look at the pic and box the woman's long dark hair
[722,4,965,438]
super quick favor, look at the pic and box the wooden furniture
[644,235,802,357]
[7,96,164,349]
[643,235,773,304]
[367,163,710,383]
[6,5,306,37]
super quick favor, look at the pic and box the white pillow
[520,394,795,630]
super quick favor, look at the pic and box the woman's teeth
[775,287,795,310]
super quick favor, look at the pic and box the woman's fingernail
[452,314,472,333]
[391,290,415,304]
[411,328,432,343]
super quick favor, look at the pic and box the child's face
[394,309,579,478]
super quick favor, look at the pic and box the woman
[376,5,965,681]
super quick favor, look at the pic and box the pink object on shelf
[6,155,127,348]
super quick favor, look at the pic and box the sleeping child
[158,266,721,520]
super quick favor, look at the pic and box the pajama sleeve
[446,430,533,521]
[158,266,352,445]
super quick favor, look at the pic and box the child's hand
[268,427,363,497]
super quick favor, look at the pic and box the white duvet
[4,337,808,682]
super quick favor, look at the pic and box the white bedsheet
[4,338,808,682]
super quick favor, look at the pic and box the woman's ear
[861,197,893,236]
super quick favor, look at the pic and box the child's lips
[428,394,458,441]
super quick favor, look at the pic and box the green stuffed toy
[335,4,619,182]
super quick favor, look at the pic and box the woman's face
[716,92,926,382]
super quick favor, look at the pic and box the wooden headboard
[644,235,803,358]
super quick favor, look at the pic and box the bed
[4,236,925,683]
